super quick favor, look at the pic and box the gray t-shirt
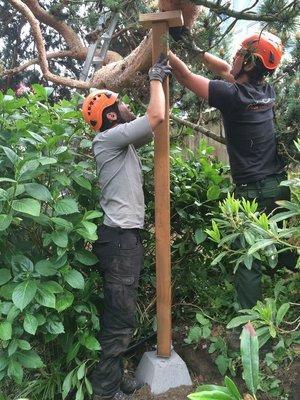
[92,116,153,229]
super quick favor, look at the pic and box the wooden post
[139,11,183,358]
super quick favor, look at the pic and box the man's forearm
[146,81,165,128]
[200,52,232,80]
[169,51,192,87]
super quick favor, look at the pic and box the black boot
[120,376,144,394]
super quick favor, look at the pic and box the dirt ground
[128,331,300,400]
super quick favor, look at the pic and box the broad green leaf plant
[205,145,300,272]
[188,322,259,400]
[0,86,102,399]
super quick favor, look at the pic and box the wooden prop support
[139,10,183,358]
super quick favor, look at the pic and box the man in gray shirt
[82,55,171,400]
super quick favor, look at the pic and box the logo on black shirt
[247,97,275,111]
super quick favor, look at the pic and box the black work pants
[234,173,293,309]
[91,225,144,397]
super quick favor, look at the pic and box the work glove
[148,54,172,83]
[169,26,190,42]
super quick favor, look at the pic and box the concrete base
[135,350,192,395]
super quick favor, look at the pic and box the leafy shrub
[0,86,102,399]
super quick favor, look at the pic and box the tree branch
[2,49,123,78]
[9,0,89,89]
[171,114,226,144]
[22,0,85,54]
[191,0,298,22]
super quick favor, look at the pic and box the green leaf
[196,313,210,326]
[0,188,9,201]
[36,287,56,309]
[42,281,63,294]
[226,315,257,329]
[39,156,57,165]
[46,320,65,334]
[0,268,12,285]
[72,176,92,191]
[7,305,20,323]
[0,178,17,183]
[17,340,31,351]
[35,259,57,276]
[32,84,47,98]
[194,228,207,244]
[56,290,74,312]
[18,160,40,180]
[84,335,100,351]
[1,146,20,165]
[224,376,242,399]
[54,198,79,215]
[85,377,93,395]
[8,359,23,384]
[27,130,47,144]
[63,269,85,289]
[17,350,44,369]
[188,390,232,399]
[8,340,18,356]
[51,217,73,231]
[62,370,74,399]
[0,282,17,300]
[75,249,98,266]
[194,385,229,394]
[67,342,80,363]
[12,280,37,311]
[75,384,84,400]
[84,210,102,220]
[0,321,12,340]
[207,185,220,201]
[23,314,38,335]
[77,363,86,380]
[12,198,41,217]
[215,355,229,376]
[24,183,52,201]
[248,239,275,255]
[276,303,290,326]
[51,230,68,248]
[241,323,259,395]
[211,251,227,266]
[0,214,13,231]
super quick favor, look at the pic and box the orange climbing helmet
[82,89,119,131]
[240,31,283,70]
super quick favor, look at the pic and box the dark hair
[100,102,121,132]
[242,51,274,83]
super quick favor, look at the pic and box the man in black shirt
[169,32,289,309]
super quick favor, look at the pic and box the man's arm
[146,80,165,129]
[198,52,234,83]
[169,51,210,100]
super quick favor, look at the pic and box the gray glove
[148,54,172,83]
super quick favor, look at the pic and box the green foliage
[227,296,299,349]
[241,323,259,396]
[205,168,300,273]
[0,86,102,399]
[187,323,261,400]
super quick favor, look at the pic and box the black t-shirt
[208,80,284,184]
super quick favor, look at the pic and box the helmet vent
[90,120,97,127]
[269,52,275,64]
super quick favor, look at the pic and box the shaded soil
[127,327,300,400]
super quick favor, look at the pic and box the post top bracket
[139,10,183,29]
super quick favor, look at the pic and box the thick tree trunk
[159,0,202,28]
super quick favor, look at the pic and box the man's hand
[169,26,190,42]
[148,54,172,83]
